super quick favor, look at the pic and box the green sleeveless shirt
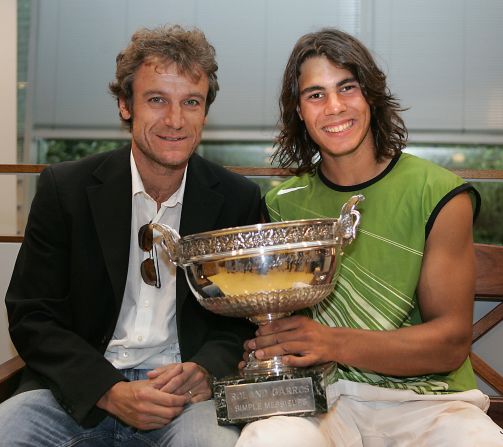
[265,153,481,394]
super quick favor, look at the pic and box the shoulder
[266,173,312,199]
[188,152,259,192]
[392,153,470,200]
[394,153,480,229]
[34,147,131,208]
[396,152,461,185]
[264,173,316,221]
[43,146,129,183]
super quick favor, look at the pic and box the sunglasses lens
[138,224,153,251]
[139,223,160,288]
[140,258,158,286]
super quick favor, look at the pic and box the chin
[161,156,191,169]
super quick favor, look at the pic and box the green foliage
[198,142,274,167]
[407,144,503,170]
[474,182,503,244]
[42,140,126,164]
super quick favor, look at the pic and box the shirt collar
[130,150,186,207]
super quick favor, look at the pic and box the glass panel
[405,144,503,170]
[28,138,503,244]
[198,142,274,167]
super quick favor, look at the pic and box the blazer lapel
[176,154,225,323]
[179,154,224,236]
[87,148,132,307]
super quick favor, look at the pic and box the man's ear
[118,97,131,120]
[296,105,304,121]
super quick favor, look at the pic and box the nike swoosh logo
[276,186,309,195]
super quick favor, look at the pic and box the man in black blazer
[0,25,260,446]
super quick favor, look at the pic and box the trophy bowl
[140,194,364,423]
[145,194,363,325]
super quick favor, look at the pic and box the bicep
[417,192,475,331]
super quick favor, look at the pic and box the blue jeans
[0,369,240,446]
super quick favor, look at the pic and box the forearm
[329,320,472,376]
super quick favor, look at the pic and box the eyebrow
[300,77,357,96]
[142,90,206,101]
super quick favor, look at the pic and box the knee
[236,416,328,447]
[171,400,240,447]
[427,404,503,445]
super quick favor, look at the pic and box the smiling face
[119,59,209,173]
[297,55,375,162]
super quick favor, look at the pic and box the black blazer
[6,146,261,427]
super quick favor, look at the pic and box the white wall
[0,0,18,362]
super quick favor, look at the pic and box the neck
[134,153,186,208]
[143,170,184,209]
[320,152,391,186]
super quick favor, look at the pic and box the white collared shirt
[105,152,186,369]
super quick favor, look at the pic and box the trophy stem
[243,352,297,378]
[248,312,290,325]
[243,314,296,377]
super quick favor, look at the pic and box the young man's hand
[241,315,335,368]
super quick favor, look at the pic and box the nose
[325,92,346,115]
[163,103,184,129]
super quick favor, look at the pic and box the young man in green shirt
[237,28,502,447]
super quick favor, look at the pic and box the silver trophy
[142,194,364,424]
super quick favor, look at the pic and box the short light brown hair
[109,24,219,129]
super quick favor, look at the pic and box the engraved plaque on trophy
[140,194,364,425]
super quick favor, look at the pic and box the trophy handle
[336,194,365,244]
[149,222,183,266]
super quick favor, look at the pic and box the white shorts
[236,380,503,447]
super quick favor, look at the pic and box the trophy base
[214,363,336,425]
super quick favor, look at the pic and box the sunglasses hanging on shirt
[138,223,161,288]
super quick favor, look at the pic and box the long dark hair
[274,28,407,175]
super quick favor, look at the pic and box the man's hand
[96,367,187,430]
[147,362,213,403]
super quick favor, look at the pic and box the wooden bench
[470,243,503,426]
[0,164,502,427]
